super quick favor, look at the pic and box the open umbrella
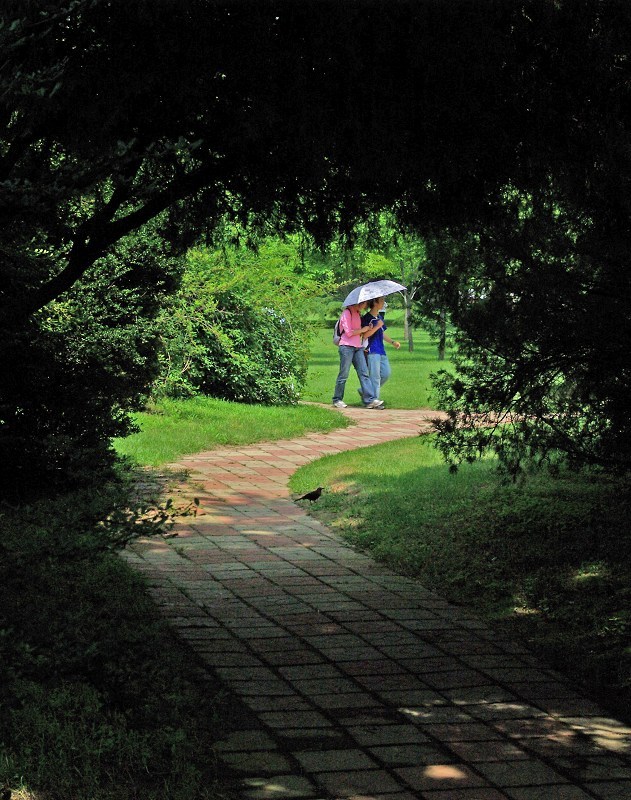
[342,279,407,307]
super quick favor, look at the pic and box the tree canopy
[4,0,622,320]
[3,0,631,487]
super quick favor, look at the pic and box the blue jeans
[367,352,391,399]
[333,346,376,403]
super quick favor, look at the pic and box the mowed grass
[289,435,631,720]
[114,395,349,466]
[302,317,453,409]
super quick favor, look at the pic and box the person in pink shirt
[332,302,384,409]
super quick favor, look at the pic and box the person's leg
[379,354,391,390]
[332,346,355,403]
[353,348,377,403]
[367,352,382,399]
[357,350,371,402]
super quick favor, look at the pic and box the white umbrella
[342,279,407,307]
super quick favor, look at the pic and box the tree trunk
[438,309,446,360]
[403,292,414,351]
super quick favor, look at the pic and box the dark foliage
[0,483,223,798]
[1,224,181,500]
[2,0,631,486]
[432,185,631,474]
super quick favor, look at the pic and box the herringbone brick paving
[123,406,631,799]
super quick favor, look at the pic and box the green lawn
[289,435,631,721]
[114,395,349,466]
[302,317,453,409]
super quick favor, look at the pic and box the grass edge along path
[114,396,350,466]
[123,405,631,799]
[289,434,631,723]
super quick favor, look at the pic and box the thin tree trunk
[403,294,414,351]
[438,309,446,360]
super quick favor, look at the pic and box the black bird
[296,487,324,502]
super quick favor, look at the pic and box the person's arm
[384,333,400,349]
[346,310,380,337]
[358,316,383,338]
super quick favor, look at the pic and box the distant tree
[409,232,486,360]
[369,224,426,354]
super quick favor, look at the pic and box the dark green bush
[0,223,182,501]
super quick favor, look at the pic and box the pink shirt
[339,308,362,347]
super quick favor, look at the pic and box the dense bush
[430,192,631,476]
[154,242,318,404]
[0,223,182,500]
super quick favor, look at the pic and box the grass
[289,434,631,721]
[302,315,453,409]
[114,395,349,466]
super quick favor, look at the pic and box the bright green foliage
[5,1,631,481]
[154,241,320,404]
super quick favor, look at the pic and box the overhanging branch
[1,164,222,326]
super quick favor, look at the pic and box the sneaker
[366,399,384,409]
[332,400,348,408]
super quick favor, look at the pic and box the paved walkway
[124,406,631,800]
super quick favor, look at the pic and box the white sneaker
[332,400,348,408]
[366,399,384,409]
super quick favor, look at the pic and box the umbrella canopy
[342,280,407,307]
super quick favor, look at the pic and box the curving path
[124,406,631,800]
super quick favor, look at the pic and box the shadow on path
[124,406,631,799]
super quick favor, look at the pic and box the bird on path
[296,487,324,502]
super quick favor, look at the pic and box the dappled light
[242,777,308,797]
[423,764,469,780]
[512,604,541,616]
[573,562,608,583]
[292,434,631,720]
[7,788,43,800]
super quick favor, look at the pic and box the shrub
[153,242,319,404]
[0,483,222,800]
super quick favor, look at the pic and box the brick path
[124,406,631,800]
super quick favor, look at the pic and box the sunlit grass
[113,395,349,466]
